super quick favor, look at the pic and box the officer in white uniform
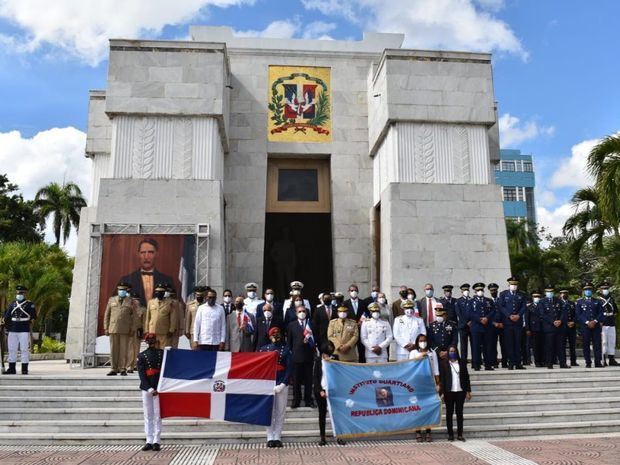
[361,302,393,363]
[243,282,264,317]
[283,281,311,313]
[393,300,426,361]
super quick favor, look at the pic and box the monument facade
[65,26,511,363]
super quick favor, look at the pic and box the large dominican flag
[157,349,278,426]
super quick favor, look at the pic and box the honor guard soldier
[488,283,506,368]
[439,285,458,324]
[455,284,473,363]
[243,282,264,317]
[428,304,457,360]
[559,288,578,366]
[577,282,604,367]
[3,285,36,375]
[525,291,544,367]
[599,282,618,366]
[145,283,176,349]
[127,291,146,373]
[539,286,569,369]
[259,327,292,448]
[185,286,208,341]
[104,282,133,376]
[360,302,393,363]
[498,276,527,370]
[137,333,163,451]
[467,283,496,371]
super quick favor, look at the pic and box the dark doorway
[262,213,333,304]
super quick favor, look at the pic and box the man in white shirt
[361,302,393,363]
[193,289,226,351]
[393,300,426,361]
[243,282,264,316]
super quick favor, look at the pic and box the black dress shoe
[508,365,514,370]
[106,371,117,376]
[267,440,275,448]
[547,365,554,369]
[319,438,327,446]
[457,436,466,442]
[485,367,494,371]
[571,362,579,366]
[586,364,592,368]
[560,364,570,368]
[141,443,152,451]
[120,371,127,376]
[473,367,481,371]
[595,363,604,368]
[535,363,542,368]
[274,440,283,448]
[152,443,160,451]
[291,403,300,409]
[306,401,316,408]
[448,434,455,441]
[336,439,346,445]
[516,365,526,370]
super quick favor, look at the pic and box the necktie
[266,318,271,328]
[326,306,331,319]
[236,312,241,328]
[428,298,433,324]
[353,300,358,313]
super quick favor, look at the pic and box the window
[523,162,533,172]
[525,187,536,222]
[266,159,331,213]
[501,161,515,171]
[277,169,319,201]
[503,186,517,201]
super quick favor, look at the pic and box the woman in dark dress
[438,345,472,441]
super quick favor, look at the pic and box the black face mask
[196,296,205,304]
[155,291,164,300]
[235,302,244,310]
[207,297,216,306]
[399,291,408,298]
[323,299,331,305]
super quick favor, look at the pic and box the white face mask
[294,300,303,307]
[247,291,256,299]
[476,291,484,297]
[297,312,306,320]
[263,311,272,319]
[378,298,386,305]
[164,291,171,298]
[350,291,358,298]
[223,296,232,304]
[371,291,378,299]
[602,289,610,296]
[407,294,414,300]
[338,311,348,319]
[404,309,413,317]
[533,297,540,304]
[265,293,274,302]
[418,341,427,349]
[509,284,517,292]
[462,290,469,297]
[436,316,444,323]
[371,312,380,319]
[545,292,554,299]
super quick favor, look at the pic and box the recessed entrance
[263,158,333,301]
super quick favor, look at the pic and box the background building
[495,149,536,224]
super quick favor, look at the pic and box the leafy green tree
[34,181,86,246]
[511,247,568,292]
[0,174,43,243]
[505,218,539,255]
[587,134,620,234]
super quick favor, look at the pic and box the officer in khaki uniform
[127,291,145,373]
[104,282,134,376]
[185,286,208,340]
[145,283,177,348]
[328,305,359,362]
[167,287,184,348]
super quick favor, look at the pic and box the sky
[0,0,618,254]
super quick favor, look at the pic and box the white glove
[273,383,285,394]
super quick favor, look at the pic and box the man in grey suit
[226,296,256,352]
[417,283,441,327]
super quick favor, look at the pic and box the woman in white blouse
[409,333,440,442]
[438,345,472,441]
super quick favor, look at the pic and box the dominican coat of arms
[267,66,331,142]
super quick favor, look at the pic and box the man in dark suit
[417,283,440,327]
[256,288,283,321]
[255,303,284,349]
[121,238,174,306]
[344,284,368,362]
[313,292,337,349]
[287,305,315,408]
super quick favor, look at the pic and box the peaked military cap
[473,282,485,291]
[368,302,380,312]
[442,285,454,291]
[333,291,344,299]
[15,285,28,292]
[544,284,555,292]
[531,291,542,297]
[487,283,499,290]
[154,283,167,292]
[193,285,208,294]
[337,305,349,313]
[583,281,595,290]
[599,281,611,289]
[401,300,415,309]
[245,282,258,291]
[290,281,304,290]
[507,276,519,285]
[116,281,130,289]
[460,283,471,290]
[558,288,570,294]
[434,303,447,315]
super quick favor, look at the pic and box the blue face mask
[16,294,25,302]
[425,290,434,298]
[449,352,458,360]
[584,290,593,298]
[331,300,337,307]
[545,292,554,299]
[118,290,127,298]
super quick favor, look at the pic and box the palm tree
[34,182,86,246]
[562,187,616,258]
[511,247,568,292]
[505,218,538,255]
[587,134,620,235]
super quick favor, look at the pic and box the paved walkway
[1,435,619,465]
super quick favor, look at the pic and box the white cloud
[536,203,574,238]
[302,21,337,40]
[235,19,336,40]
[499,113,555,147]
[302,0,527,59]
[0,0,254,66]
[549,138,598,189]
[537,189,557,208]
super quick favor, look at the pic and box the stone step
[469,366,620,379]
[472,377,620,391]
[0,419,619,445]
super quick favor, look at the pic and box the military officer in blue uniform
[525,291,544,367]
[137,332,164,451]
[467,283,496,371]
[439,285,458,324]
[539,285,569,369]
[488,283,506,368]
[428,305,458,360]
[576,282,604,368]
[259,327,292,448]
[498,276,527,370]
[559,288,578,366]
[455,283,473,363]
[599,282,618,366]
[3,285,36,375]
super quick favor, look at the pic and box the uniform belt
[145,368,160,376]
[11,318,30,322]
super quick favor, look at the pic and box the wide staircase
[0,365,619,444]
